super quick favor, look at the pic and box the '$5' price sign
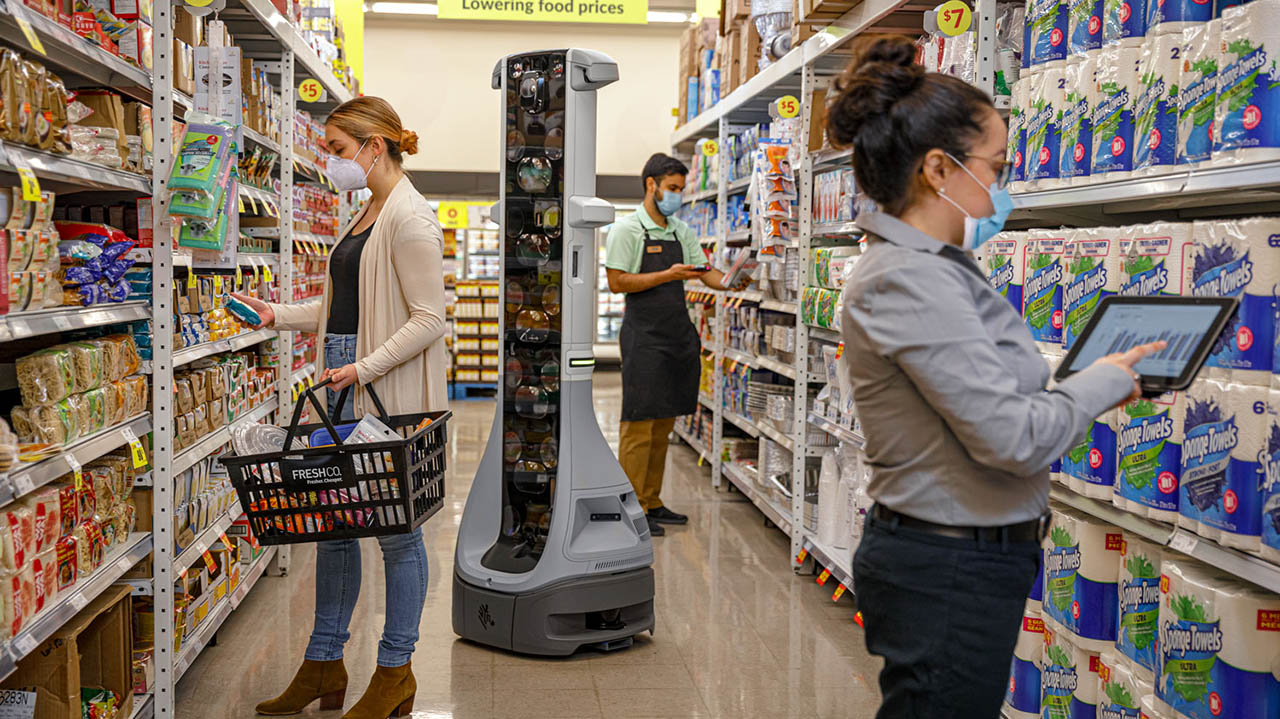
[298,78,324,104]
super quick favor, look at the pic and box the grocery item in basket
[17,347,76,406]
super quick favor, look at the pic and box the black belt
[872,505,1049,544]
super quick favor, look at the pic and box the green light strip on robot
[568,358,596,367]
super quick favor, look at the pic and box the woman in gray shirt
[828,36,1164,718]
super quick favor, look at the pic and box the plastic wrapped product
[26,488,60,553]
[54,483,77,538]
[32,401,77,445]
[103,381,127,426]
[72,523,92,575]
[175,378,194,414]
[9,406,36,443]
[31,549,55,613]
[123,375,148,417]
[64,394,92,441]
[19,61,44,146]
[8,230,33,273]
[103,335,141,378]
[52,221,128,247]
[8,271,30,312]
[55,535,76,591]
[88,467,116,517]
[58,240,103,264]
[2,504,35,571]
[104,277,131,303]
[0,571,23,639]
[169,124,234,198]
[76,482,97,526]
[31,231,57,272]
[17,347,76,406]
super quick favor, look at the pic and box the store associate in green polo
[605,153,745,538]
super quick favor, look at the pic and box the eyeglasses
[963,153,1014,189]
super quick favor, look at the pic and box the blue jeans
[305,334,429,668]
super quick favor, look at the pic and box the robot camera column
[452,49,656,657]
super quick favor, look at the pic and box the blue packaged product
[1092,44,1141,178]
[1264,389,1280,564]
[1147,0,1213,31]
[1214,2,1280,164]
[1059,55,1096,183]
[1041,624,1102,719]
[1043,507,1122,647]
[1069,0,1104,54]
[1116,392,1184,522]
[1004,607,1044,717]
[1022,232,1067,348]
[1115,534,1162,671]
[1133,33,1180,174]
[1026,64,1067,186]
[1176,21,1220,166]
[1030,0,1071,64]
[1191,217,1280,383]
[984,233,1026,313]
[1103,0,1147,43]
[1097,651,1150,719]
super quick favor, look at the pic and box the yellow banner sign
[438,0,648,24]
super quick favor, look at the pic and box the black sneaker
[648,506,688,525]
[646,517,665,537]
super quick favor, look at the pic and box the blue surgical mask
[656,190,682,217]
[937,152,1014,251]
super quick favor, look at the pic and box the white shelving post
[274,47,297,576]
[975,0,997,97]
[790,62,816,569]
[711,116,729,488]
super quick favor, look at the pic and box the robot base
[452,568,655,656]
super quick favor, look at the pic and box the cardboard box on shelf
[727,0,750,20]
[111,0,152,21]
[0,585,135,719]
[173,6,202,46]
[117,20,153,72]
[174,39,195,95]
[739,24,762,84]
[808,88,828,152]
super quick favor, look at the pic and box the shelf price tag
[5,146,42,201]
[263,265,274,283]
[795,549,808,564]
[11,474,34,497]
[238,194,246,214]
[1168,529,1199,556]
[835,342,844,359]
[832,583,847,601]
[775,95,800,119]
[67,454,83,491]
[219,533,235,552]
[214,275,224,294]
[52,314,72,331]
[10,3,47,57]
[816,568,831,586]
[187,270,196,290]
[235,265,243,288]
[202,549,217,573]
[936,0,972,36]
[298,78,324,104]
[121,427,147,469]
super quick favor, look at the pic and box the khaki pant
[618,417,676,512]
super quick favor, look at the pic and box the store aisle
[175,371,881,718]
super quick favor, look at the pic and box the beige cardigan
[271,175,448,416]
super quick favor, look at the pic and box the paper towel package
[1134,32,1182,175]
[1147,0,1214,34]
[1063,226,1122,349]
[1098,650,1155,719]
[985,231,1028,313]
[1116,534,1163,670]
[1142,693,1178,719]
[1061,53,1098,183]
[1008,78,1030,190]
[1070,0,1105,54]
[1265,390,1280,564]
[1026,62,1068,188]
[1062,408,1120,499]
[1191,217,1280,385]
[1179,379,1268,551]
[1004,605,1045,719]
[1030,0,1072,64]
[1116,391,1185,522]
[1024,230,1069,350]
[1030,562,1046,613]
[1041,623,1102,718]
[1214,0,1280,164]
[1093,43,1142,179]
[1104,0,1148,43]
[1043,506,1122,647]
[1157,558,1280,719]
[1118,221,1194,297]
[1176,21,1221,167]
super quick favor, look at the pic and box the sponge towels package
[1191,217,1280,385]
[1060,53,1098,183]
[1043,507,1123,648]
[1008,78,1030,192]
[1030,0,1071,64]
[1041,623,1102,719]
[1177,21,1221,167]
[1115,534,1163,670]
[1179,379,1268,551]
[1026,62,1068,187]
[1214,0,1280,164]
[984,231,1028,313]
[1118,221,1194,297]
[1004,605,1045,719]
[1097,650,1154,719]
[1062,226,1121,349]
[1092,43,1142,179]
[1024,230,1069,350]
[1069,0,1105,54]
[1104,0,1147,43]
[1157,558,1280,719]
[1147,0,1214,35]
[1134,32,1182,175]
[1263,390,1280,563]
[1063,407,1120,498]
[1116,391,1185,522]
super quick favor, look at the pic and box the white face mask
[326,141,379,191]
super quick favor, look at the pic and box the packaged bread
[25,488,59,553]
[2,504,35,571]
[7,230,32,272]
[3,55,32,144]
[0,50,14,141]
[92,338,123,383]
[0,571,23,639]
[103,381,126,426]
[31,549,56,613]
[75,481,96,525]
[174,377,193,414]
[84,388,106,433]
[47,76,70,155]
[189,370,207,405]
[20,61,45,146]
[55,534,76,592]
[125,375,148,417]
[66,342,105,393]
[54,483,77,538]
[64,393,90,439]
[17,347,75,406]
[101,335,140,378]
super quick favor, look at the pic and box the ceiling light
[369,1,439,14]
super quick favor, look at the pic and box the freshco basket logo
[281,454,357,490]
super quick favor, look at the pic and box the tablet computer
[1054,296,1240,395]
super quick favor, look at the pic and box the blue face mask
[655,189,682,217]
[937,152,1014,251]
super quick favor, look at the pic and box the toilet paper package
[1118,221,1194,297]
[984,231,1028,313]
[1191,217,1280,385]
[1024,230,1068,350]
[1026,62,1068,187]
[1116,391,1185,522]
[1214,0,1280,165]
[1156,558,1280,719]
[1093,43,1143,179]
[1070,0,1105,54]
[1104,0,1148,43]
[1030,0,1071,64]
[1060,53,1098,183]
[1134,32,1183,175]
[1041,622,1102,718]
[1180,379,1268,551]
[1261,389,1280,563]
[1062,226,1122,349]
[1004,605,1045,719]
[1147,0,1214,35]
[1176,21,1221,167]
[1116,534,1163,670]
[1098,650,1155,719]
[1043,506,1123,647]
[1008,79,1030,191]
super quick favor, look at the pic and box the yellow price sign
[214,275,223,293]
[235,265,243,288]
[832,584,847,601]
[219,533,235,552]
[186,271,196,290]
[17,168,40,202]
[263,265,274,283]
[15,18,46,56]
[795,549,808,564]
[202,549,217,573]
[775,95,800,119]
[298,78,324,104]
[237,195,246,213]
[701,140,718,157]
[67,454,83,491]
[816,568,831,586]
[937,0,972,36]
[186,0,213,6]
[122,428,147,469]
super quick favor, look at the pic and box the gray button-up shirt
[842,212,1134,526]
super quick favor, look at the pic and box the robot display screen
[482,51,567,574]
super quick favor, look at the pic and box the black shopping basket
[222,378,451,546]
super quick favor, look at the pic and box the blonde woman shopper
[233,96,446,719]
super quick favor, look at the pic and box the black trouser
[852,509,1040,719]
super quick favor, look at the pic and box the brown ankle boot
[256,658,348,715]
[342,664,416,719]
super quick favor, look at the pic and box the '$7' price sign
[937,0,972,36]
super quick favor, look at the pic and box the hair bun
[399,130,419,156]
[826,35,925,148]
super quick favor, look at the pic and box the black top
[326,225,373,334]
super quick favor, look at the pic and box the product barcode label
[1168,530,1199,556]
[0,688,37,719]
[122,427,147,468]
[13,635,37,656]
[69,593,87,611]
[11,475,33,497]
[52,315,71,331]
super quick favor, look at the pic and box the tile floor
[174,371,882,718]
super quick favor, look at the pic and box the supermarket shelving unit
[670,0,1280,606]
[0,0,354,713]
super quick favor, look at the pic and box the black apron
[619,227,701,421]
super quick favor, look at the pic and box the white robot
[452,49,656,656]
